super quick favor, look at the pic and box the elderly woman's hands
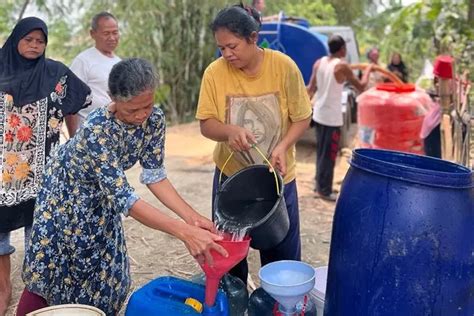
[185,212,217,233]
[183,212,228,266]
[129,199,227,266]
[181,225,228,266]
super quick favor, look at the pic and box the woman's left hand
[270,144,287,176]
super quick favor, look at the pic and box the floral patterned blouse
[22,106,167,315]
[0,74,91,233]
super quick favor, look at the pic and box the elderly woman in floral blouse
[17,58,227,316]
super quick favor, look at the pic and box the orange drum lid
[376,83,416,93]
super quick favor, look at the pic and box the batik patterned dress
[1,17,92,234]
[22,106,167,315]
[0,74,91,234]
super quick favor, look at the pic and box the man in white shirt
[307,35,372,201]
[70,12,121,132]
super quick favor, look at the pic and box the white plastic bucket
[309,266,328,316]
[26,304,105,316]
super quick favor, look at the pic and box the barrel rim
[350,148,473,188]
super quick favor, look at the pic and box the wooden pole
[441,114,453,160]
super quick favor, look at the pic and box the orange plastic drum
[357,83,432,154]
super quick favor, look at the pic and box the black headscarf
[388,60,409,83]
[0,17,89,107]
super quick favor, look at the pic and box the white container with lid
[309,266,328,316]
[26,304,105,316]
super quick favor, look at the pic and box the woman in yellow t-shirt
[195,3,312,284]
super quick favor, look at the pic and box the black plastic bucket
[214,165,289,250]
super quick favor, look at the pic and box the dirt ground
[6,122,352,315]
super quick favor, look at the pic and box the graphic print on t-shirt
[226,93,281,165]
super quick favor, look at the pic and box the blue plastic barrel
[259,22,328,84]
[125,276,229,316]
[325,149,473,316]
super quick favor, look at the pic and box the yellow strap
[252,144,280,196]
[219,150,235,185]
[219,144,281,196]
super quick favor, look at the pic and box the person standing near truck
[307,35,372,201]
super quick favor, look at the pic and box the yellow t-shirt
[196,49,311,183]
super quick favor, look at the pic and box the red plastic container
[357,83,432,154]
[433,55,454,79]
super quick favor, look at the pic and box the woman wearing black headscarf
[0,17,91,314]
[387,52,409,83]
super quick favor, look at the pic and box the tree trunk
[469,0,474,22]
[18,0,30,21]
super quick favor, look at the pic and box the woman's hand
[227,125,256,152]
[129,199,227,266]
[270,143,288,176]
[185,212,217,234]
[181,225,228,266]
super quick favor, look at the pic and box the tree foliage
[5,0,232,124]
[264,0,337,26]
[0,0,23,42]
[357,0,473,82]
[1,0,472,122]
[326,0,377,26]
[84,0,231,123]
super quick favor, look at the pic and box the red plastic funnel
[199,236,250,307]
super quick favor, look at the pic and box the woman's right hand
[227,125,256,152]
[181,224,228,266]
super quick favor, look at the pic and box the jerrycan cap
[184,297,203,313]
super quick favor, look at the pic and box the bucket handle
[219,144,281,196]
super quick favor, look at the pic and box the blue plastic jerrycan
[191,273,248,316]
[125,276,229,316]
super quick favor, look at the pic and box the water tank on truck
[258,15,328,85]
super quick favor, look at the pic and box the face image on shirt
[227,93,281,165]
